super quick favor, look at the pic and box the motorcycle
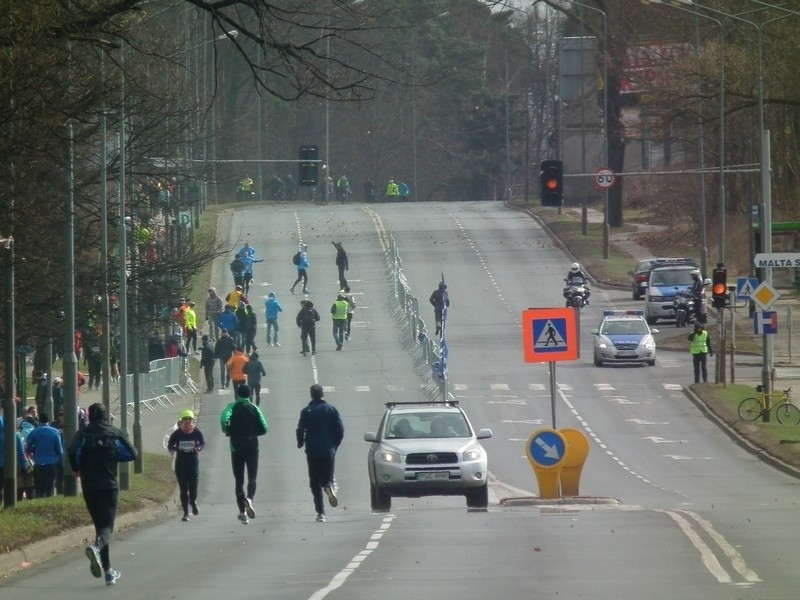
[673,286,709,327]
[563,276,589,309]
[672,290,695,327]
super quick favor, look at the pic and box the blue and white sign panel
[736,277,759,300]
[754,311,778,335]
[526,429,567,469]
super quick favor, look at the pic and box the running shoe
[244,497,256,519]
[182,514,190,522]
[238,512,249,524]
[105,569,121,586]
[316,513,326,523]
[191,501,199,516]
[85,544,102,578]
[324,485,338,508]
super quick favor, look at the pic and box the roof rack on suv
[385,400,460,408]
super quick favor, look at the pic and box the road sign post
[522,308,579,428]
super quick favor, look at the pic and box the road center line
[307,514,395,600]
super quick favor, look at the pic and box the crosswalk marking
[231,381,692,396]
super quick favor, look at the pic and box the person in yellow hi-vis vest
[385,179,399,202]
[688,322,714,384]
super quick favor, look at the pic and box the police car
[592,310,658,367]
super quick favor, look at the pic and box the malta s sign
[753,253,800,268]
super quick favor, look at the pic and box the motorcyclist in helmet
[690,269,707,322]
[564,262,590,305]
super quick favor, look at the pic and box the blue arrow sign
[528,430,566,467]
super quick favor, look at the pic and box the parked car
[364,401,492,512]
[592,310,658,366]
[629,257,697,300]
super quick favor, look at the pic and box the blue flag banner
[438,274,449,378]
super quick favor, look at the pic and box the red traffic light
[544,171,559,191]
[712,267,727,308]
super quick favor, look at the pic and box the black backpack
[292,251,301,265]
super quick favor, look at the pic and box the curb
[0,493,179,581]
[682,386,800,480]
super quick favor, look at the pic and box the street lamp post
[644,1,725,267]
[569,1,609,257]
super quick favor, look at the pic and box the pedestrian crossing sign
[736,277,759,300]
[522,308,579,362]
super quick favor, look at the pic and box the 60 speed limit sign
[593,167,617,191]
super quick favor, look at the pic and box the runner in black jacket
[68,403,137,586]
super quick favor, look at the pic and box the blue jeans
[266,319,279,343]
[332,320,346,347]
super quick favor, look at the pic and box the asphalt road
[2,201,798,599]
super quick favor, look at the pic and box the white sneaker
[316,513,326,523]
[324,485,338,508]
[274,342,281,347]
[267,342,273,347]
[238,512,249,524]
[244,497,256,519]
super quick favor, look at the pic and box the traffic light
[298,145,319,186]
[712,267,727,309]
[540,160,563,206]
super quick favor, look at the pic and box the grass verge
[0,453,175,553]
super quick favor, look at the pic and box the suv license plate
[417,471,449,481]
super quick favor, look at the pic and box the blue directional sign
[526,429,567,469]
[737,277,759,300]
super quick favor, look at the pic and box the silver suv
[364,401,493,512]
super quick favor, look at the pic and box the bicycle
[737,385,800,425]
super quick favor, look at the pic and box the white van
[643,264,697,324]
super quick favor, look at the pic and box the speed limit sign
[593,167,617,191]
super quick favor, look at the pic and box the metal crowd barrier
[116,356,193,417]
[386,235,451,402]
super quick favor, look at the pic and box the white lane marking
[659,510,732,583]
[642,436,688,444]
[355,386,371,392]
[490,383,510,391]
[453,384,469,391]
[626,418,669,425]
[557,386,674,492]
[594,383,616,391]
[607,397,640,405]
[663,383,684,390]
[676,510,761,583]
[528,383,546,391]
[308,514,396,600]
[659,510,761,584]
[488,399,527,405]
